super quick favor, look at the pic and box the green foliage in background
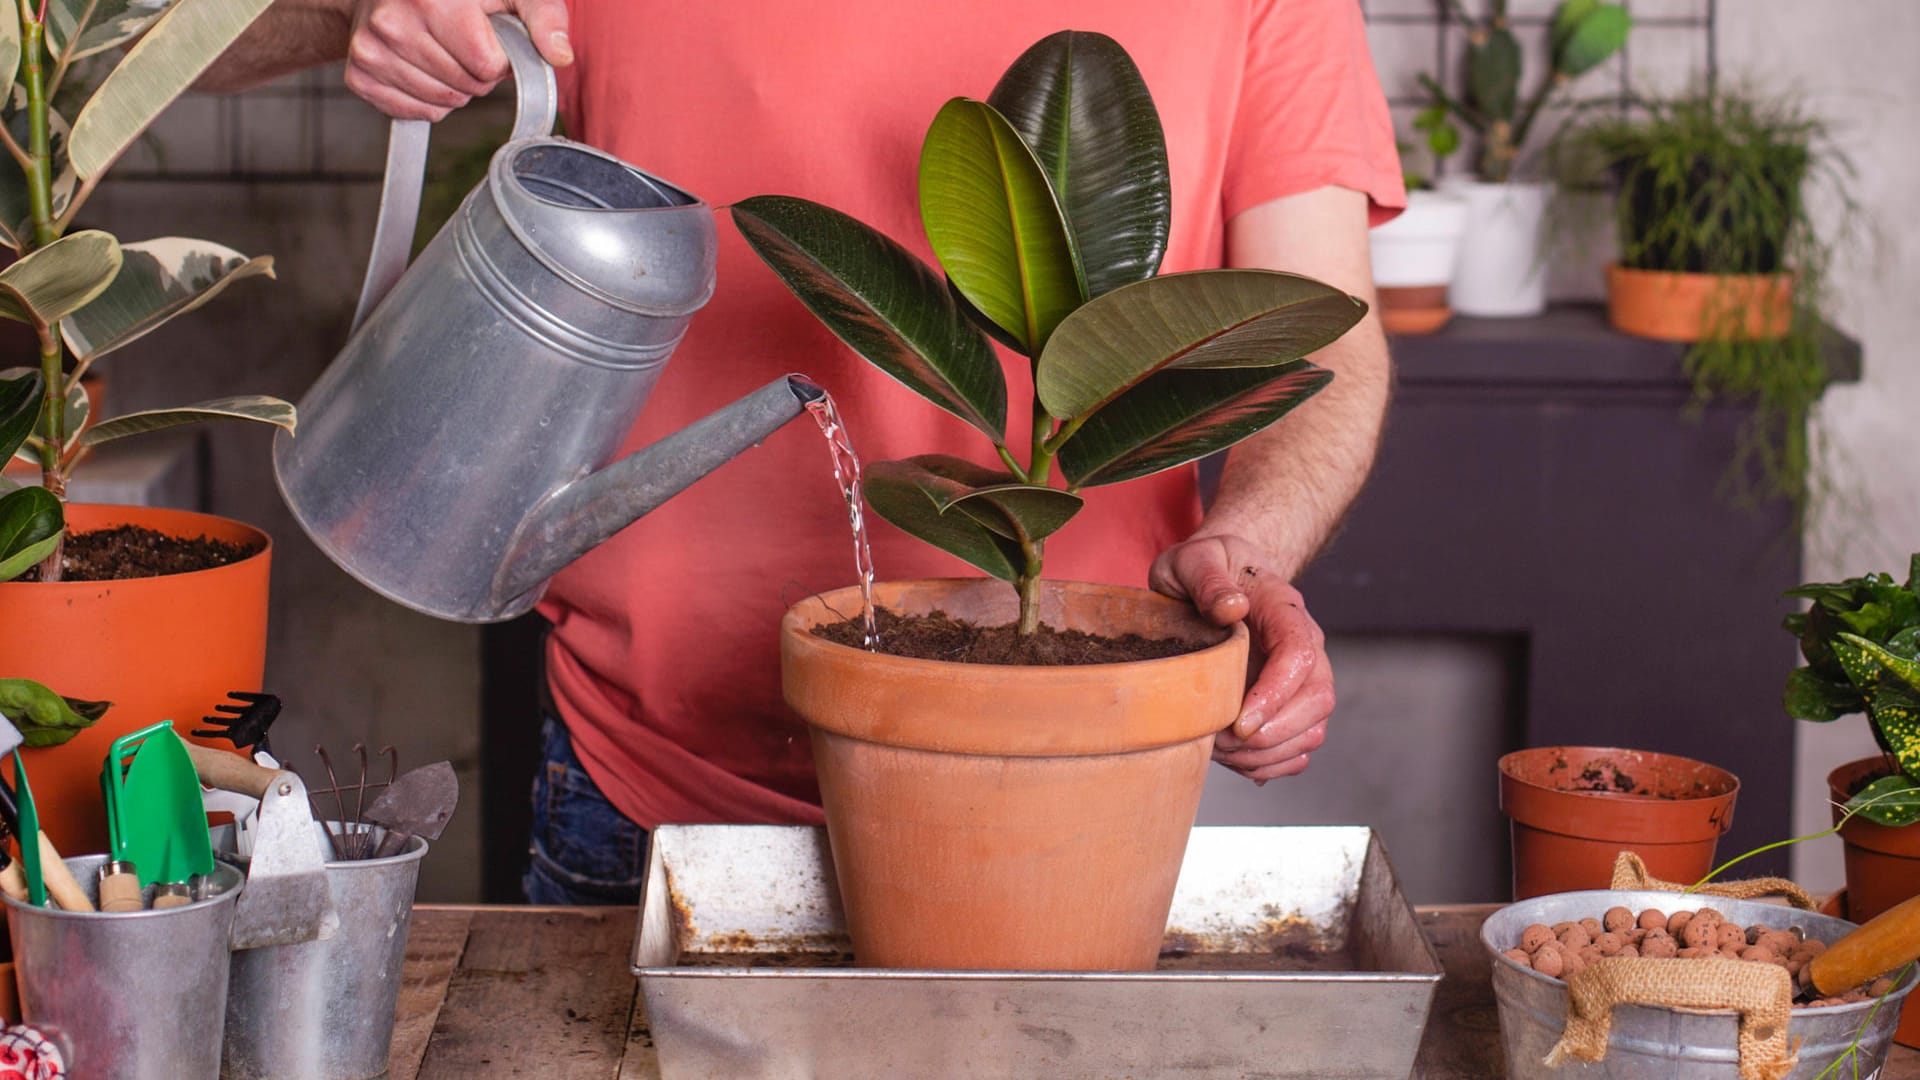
[732,30,1366,634]
[1783,556,1920,826]
[1417,0,1630,182]
[1556,90,1848,511]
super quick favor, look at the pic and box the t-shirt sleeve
[1224,0,1407,226]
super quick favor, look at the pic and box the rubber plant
[0,0,290,583]
[1416,0,1631,182]
[1783,555,1920,826]
[733,30,1366,636]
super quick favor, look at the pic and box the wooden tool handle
[98,863,143,913]
[151,885,192,909]
[1812,890,1920,996]
[36,834,94,913]
[184,742,277,799]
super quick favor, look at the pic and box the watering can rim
[484,136,719,319]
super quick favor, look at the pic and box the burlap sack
[1538,850,1815,1079]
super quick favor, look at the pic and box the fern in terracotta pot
[733,30,1366,970]
[0,0,290,853]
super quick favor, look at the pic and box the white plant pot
[1438,178,1549,318]
[1370,189,1469,289]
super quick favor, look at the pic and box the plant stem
[21,17,56,251]
[1015,539,1044,635]
[22,13,66,580]
[994,443,1028,482]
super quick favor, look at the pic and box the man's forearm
[198,0,354,93]
[1199,187,1392,580]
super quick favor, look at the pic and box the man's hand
[346,0,573,120]
[1149,534,1333,783]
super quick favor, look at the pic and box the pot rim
[1499,745,1742,803]
[782,578,1250,757]
[0,502,271,589]
[1607,262,1797,286]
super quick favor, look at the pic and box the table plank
[617,991,661,1080]
[416,907,639,1080]
[389,907,475,1080]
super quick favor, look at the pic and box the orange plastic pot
[782,578,1247,971]
[0,504,269,854]
[1606,264,1794,343]
[1499,746,1739,901]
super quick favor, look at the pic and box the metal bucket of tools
[1483,890,1916,1079]
[4,854,244,1080]
[221,822,427,1080]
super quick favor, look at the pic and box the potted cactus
[736,30,1366,971]
[0,0,290,852]
[1416,0,1630,317]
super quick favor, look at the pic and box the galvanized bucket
[1483,889,1916,1078]
[3,854,244,1080]
[221,824,427,1080]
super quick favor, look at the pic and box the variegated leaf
[0,93,77,252]
[48,0,181,63]
[62,238,275,360]
[79,395,294,447]
[0,4,18,93]
[0,230,122,327]
[69,0,276,179]
[0,369,39,464]
[1839,633,1920,697]
[1847,774,1920,829]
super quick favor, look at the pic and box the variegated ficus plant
[0,0,287,583]
[1785,557,1920,827]
[733,30,1366,635]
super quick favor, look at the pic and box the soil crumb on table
[814,607,1205,665]
[18,525,261,581]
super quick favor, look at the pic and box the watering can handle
[349,14,559,333]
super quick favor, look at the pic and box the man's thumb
[508,0,574,67]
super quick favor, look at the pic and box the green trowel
[103,721,214,895]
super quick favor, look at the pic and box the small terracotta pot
[1829,758,1920,1048]
[1606,264,1794,342]
[1499,746,1739,901]
[1377,286,1453,336]
[782,578,1248,971]
[0,504,270,854]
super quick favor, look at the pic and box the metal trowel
[364,761,458,859]
[184,744,339,949]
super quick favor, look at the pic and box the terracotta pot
[1377,286,1453,336]
[1828,757,1920,1048]
[0,504,270,854]
[1499,746,1739,901]
[1606,264,1794,343]
[782,578,1247,971]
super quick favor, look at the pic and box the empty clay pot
[1,504,270,854]
[782,578,1247,971]
[1499,746,1739,901]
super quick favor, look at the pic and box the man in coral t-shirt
[216,0,1402,902]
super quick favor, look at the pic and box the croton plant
[0,0,291,584]
[733,30,1366,635]
[1784,555,1920,825]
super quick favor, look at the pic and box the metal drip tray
[632,825,1442,1079]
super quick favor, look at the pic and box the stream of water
[804,391,879,650]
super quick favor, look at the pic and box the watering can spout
[491,375,826,608]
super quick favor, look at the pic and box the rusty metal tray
[631,824,1442,1079]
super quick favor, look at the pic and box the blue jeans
[522,714,649,905]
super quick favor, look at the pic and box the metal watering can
[274,16,822,623]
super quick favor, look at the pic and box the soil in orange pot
[813,607,1204,664]
[17,524,259,581]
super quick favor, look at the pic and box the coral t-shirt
[541,0,1404,828]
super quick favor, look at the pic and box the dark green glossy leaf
[1873,690,1920,778]
[1848,773,1920,828]
[1553,4,1630,78]
[1036,269,1364,422]
[732,196,1005,441]
[864,458,1024,581]
[871,453,1082,544]
[919,97,1084,355]
[0,486,63,581]
[0,679,108,749]
[1840,634,1920,698]
[1467,26,1522,122]
[0,369,40,464]
[1783,666,1857,722]
[1907,553,1920,592]
[1058,361,1333,488]
[987,30,1170,298]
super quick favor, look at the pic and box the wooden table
[389,904,1920,1079]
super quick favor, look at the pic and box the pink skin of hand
[344,0,573,121]
[1149,534,1334,784]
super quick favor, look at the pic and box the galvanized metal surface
[276,12,817,623]
[4,855,244,1080]
[223,825,428,1080]
[225,768,338,951]
[1482,889,1916,1079]
[633,825,1442,1079]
